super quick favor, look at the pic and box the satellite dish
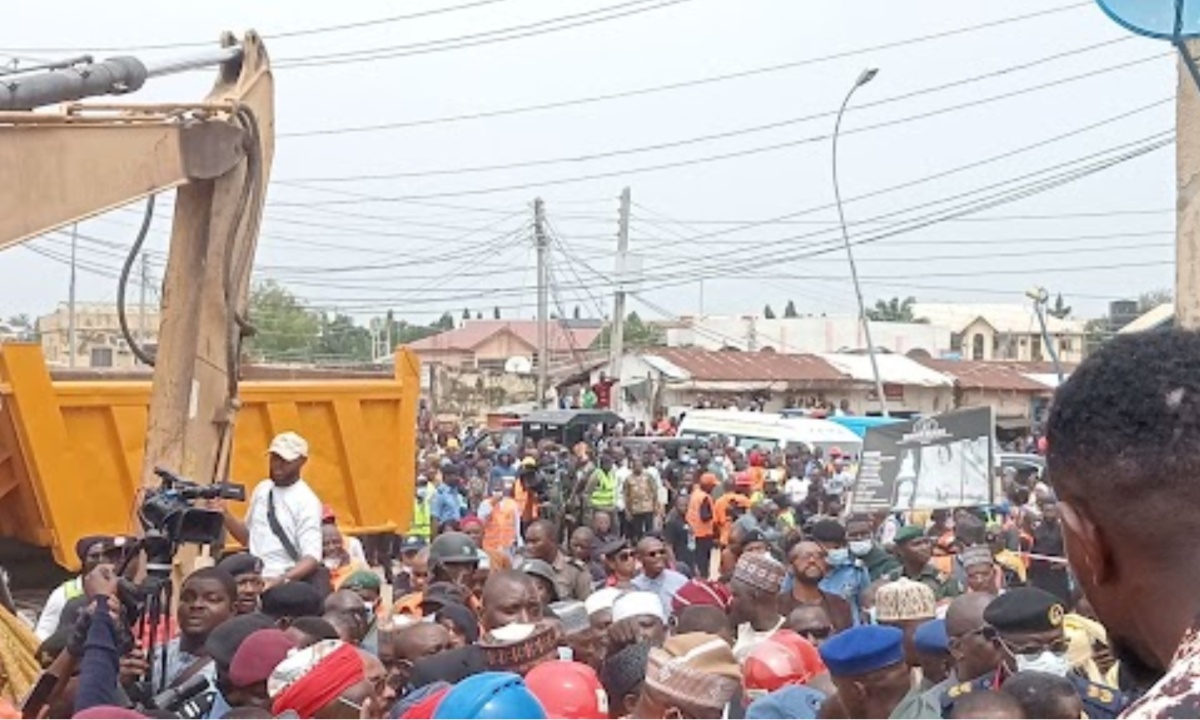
[1096,0,1200,40]
[504,356,533,374]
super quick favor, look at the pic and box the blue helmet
[433,672,548,719]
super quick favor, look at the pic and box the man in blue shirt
[432,473,465,529]
[810,519,871,624]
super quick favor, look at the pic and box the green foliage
[783,300,799,318]
[763,305,776,319]
[1047,293,1072,320]
[247,280,321,361]
[866,296,927,323]
[592,311,665,350]
[1138,288,1173,312]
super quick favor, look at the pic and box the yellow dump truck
[0,344,419,573]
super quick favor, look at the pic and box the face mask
[827,548,851,566]
[323,558,340,570]
[849,540,873,557]
[1014,650,1072,677]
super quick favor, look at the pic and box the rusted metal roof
[919,359,1057,392]
[645,348,851,384]
[407,320,602,354]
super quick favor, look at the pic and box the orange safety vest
[483,498,519,553]
[714,493,750,546]
[748,466,766,494]
[514,479,540,522]
[686,487,715,539]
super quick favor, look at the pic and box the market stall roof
[816,352,953,387]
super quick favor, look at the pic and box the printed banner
[848,407,994,513]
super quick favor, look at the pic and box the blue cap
[913,618,949,655]
[818,625,905,677]
[747,686,826,719]
[433,672,547,719]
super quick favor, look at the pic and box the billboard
[848,407,994,513]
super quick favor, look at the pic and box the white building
[664,316,951,356]
[912,303,1087,364]
[37,303,160,369]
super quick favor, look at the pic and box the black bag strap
[266,489,301,562]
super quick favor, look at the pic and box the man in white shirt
[784,473,811,507]
[729,551,787,661]
[222,432,323,586]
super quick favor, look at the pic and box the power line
[274,0,697,69]
[279,40,1152,181]
[628,206,1174,227]
[278,1,1095,138]
[0,0,521,53]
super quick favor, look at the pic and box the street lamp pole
[833,68,889,416]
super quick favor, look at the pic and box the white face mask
[849,539,873,557]
[1014,650,1072,677]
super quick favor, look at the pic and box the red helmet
[525,661,609,719]
[743,631,826,696]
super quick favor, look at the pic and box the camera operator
[72,562,127,715]
[221,432,325,590]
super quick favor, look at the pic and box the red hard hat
[525,661,609,719]
[743,631,826,695]
[829,447,843,458]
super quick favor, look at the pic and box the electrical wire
[0,0,522,53]
[268,70,1169,204]
[275,0,697,68]
[278,0,1095,138]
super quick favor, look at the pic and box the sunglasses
[798,626,833,640]
[642,549,667,558]
[615,550,635,561]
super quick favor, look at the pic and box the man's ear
[1058,500,1115,586]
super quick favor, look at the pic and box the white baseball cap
[268,431,309,462]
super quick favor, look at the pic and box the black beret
[205,612,275,668]
[810,519,847,544]
[260,582,323,620]
[983,587,1065,635]
[216,552,263,578]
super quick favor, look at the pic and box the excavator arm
[0,32,274,493]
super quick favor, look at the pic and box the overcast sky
[0,0,1179,329]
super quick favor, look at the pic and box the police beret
[892,525,926,545]
[340,570,382,592]
[600,537,630,558]
[913,618,949,655]
[983,587,1065,634]
[818,625,904,677]
[216,552,263,578]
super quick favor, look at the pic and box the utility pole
[1178,39,1200,329]
[610,187,631,413]
[68,223,77,368]
[138,251,149,345]
[535,198,549,407]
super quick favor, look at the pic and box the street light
[832,67,889,416]
[1026,286,1065,382]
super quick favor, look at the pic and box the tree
[314,312,372,362]
[1138,288,1173,312]
[246,280,321,361]
[433,313,455,331]
[591,311,665,350]
[1047,293,1072,320]
[783,300,799,318]
[763,305,776,319]
[493,306,501,319]
[476,311,483,320]
[5,314,36,341]
[462,308,471,321]
[866,296,926,323]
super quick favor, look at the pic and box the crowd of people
[3,329,1200,718]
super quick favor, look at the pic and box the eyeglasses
[642,549,667,558]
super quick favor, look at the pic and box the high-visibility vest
[62,576,84,601]
[590,469,617,509]
[514,480,539,521]
[714,493,749,545]
[483,498,519,553]
[411,492,432,539]
[686,487,715,539]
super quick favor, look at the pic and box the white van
[675,409,863,457]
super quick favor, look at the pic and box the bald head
[945,591,997,636]
[324,589,365,615]
[394,623,452,662]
